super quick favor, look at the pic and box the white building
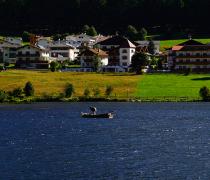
[16,45,50,69]
[79,48,108,72]
[4,37,22,45]
[0,40,21,63]
[49,42,78,62]
[36,37,52,48]
[97,36,136,72]
[66,33,96,47]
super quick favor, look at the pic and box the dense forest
[0,0,210,38]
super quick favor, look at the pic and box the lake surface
[1,102,210,179]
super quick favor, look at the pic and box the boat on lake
[81,112,114,119]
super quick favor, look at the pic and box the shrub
[24,81,34,96]
[93,87,100,97]
[83,88,90,98]
[50,61,61,72]
[11,87,23,98]
[65,83,74,98]
[199,86,210,101]
[105,85,114,97]
[0,90,7,102]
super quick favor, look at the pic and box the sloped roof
[178,45,210,51]
[80,48,108,58]
[97,35,136,48]
[16,44,47,51]
[178,39,204,46]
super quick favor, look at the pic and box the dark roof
[178,45,210,51]
[178,39,204,46]
[97,36,135,48]
[80,48,108,58]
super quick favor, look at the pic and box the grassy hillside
[135,73,210,100]
[0,70,139,97]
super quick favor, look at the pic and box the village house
[66,33,96,47]
[0,40,21,63]
[97,36,136,72]
[4,37,22,45]
[167,39,210,72]
[15,45,50,69]
[79,48,108,72]
[49,42,79,62]
[36,37,52,48]
[134,40,160,54]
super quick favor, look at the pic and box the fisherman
[89,106,97,115]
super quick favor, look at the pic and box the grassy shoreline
[1,70,209,103]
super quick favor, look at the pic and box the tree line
[1,0,210,37]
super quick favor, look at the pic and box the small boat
[81,112,114,119]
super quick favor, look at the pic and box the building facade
[167,40,210,71]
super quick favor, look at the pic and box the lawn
[160,39,210,51]
[0,70,140,97]
[135,73,210,100]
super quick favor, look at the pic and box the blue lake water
[1,102,210,179]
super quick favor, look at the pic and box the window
[203,53,207,56]
[196,59,200,62]
[186,59,190,63]
[204,59,207,62]
[122,62,127,66]
[196,53,200,56]
[122,49,127,53]
[122,56,127,60]
[186,53,190,56]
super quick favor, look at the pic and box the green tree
[82,25,90,34]
[92,55,102,72]
[131,52,149,74]
[22,31,31,42]
[24,81,34,96]
[86,26,97,36]
[65,83,75,98]
[138,28,147,40]
[148,39,156,55]
[199,86,209,101]
[105,85,114,97]
[50,61,61,72]
[126,25,138,41]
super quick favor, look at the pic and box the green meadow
[135,73,210,100]
[1,70,210,101]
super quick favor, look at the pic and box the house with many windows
[15,45,50,69]
[97,36,136,72]
[167,39,210,71]
[79,48,108,72]
[49,42,78,62]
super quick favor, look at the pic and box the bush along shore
[0,81,207,103]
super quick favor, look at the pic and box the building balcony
[17,53,40,57]
[176,55,210,58]
[176,61,210,65]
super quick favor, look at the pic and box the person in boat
[89,106,97,115]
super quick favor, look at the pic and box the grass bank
[0,70,139,98]
[135,73,210,101]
